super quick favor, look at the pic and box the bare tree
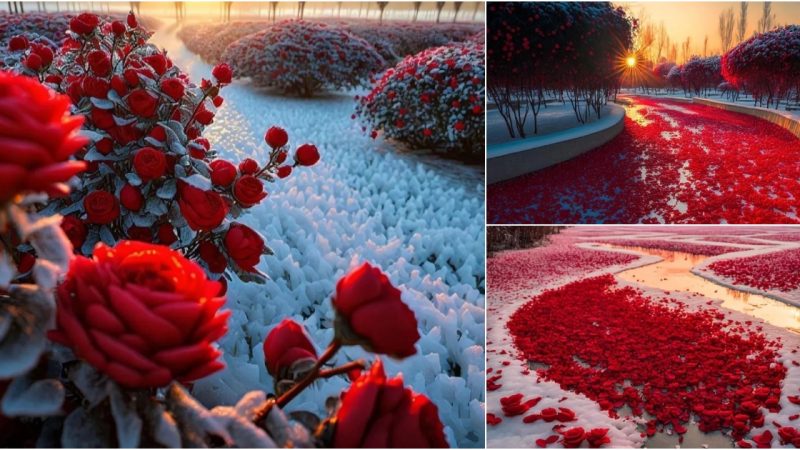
[757,1,775,34]
[681,36,691,64]
[412,1,421,21]
[638,22,655,64]
[452,1,462,22]
[297,0,305,19]
[719,7,735,53]
[435,1,445,24]
[655,21,668,62]
[376,1,388,23]
[668,42,677,63]
[736,2,749,43]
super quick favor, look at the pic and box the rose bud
[127,12,138,28]
[561,427,586,448]
[49,241,229,388]
[69,12,99,35]
[263,319,317,381]
[16,253,36,274]
[333,359,448,448]
[177,182,228,231]
[209,159,237,187]
[277,165,292,179]
[123,68,140,87]
[144,54,168,76]
[265,126,289,149]
[212,63,233,85]
[111,20,126,36]
[276,150,287,164]
[295,143,320,166]
[87,50,111,76]
[332,262,419,358]
[126,88,158,118]
[160,77,185,101]
[212,96,224,107]
[44,74,63,85]
[199,240,227,273]
[23,53,43,71]
[224,223,264,272]
[61,215,88,250]
[0,72,87,203]
[120,184,144,211]
[238,158,259,175]
[8,35,28,52]
[233,175,267,207]
[157,223,178,245]
[148,125,167,142]
[195,106,214,125]
[132,147,167,181]
[126,225,153,242]
[32,44,53,67]
[83,190,120,225]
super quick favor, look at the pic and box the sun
[626,56,637,68]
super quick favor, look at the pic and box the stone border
[691,97,800,139]
[487,102,625,185]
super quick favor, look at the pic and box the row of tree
[487,227,565,253]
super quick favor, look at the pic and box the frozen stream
[146,23,486,447]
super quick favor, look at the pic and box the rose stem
[317,359,366,379]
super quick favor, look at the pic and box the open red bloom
[126,88,158,118]
[69,12,99,35]
[133,147,167,181]
[83,190,119,225]
[49,241,229,388]
[209,159,237,187]
[178,183,228,231]
[263,318,317,377]
[333,262,419,357]
[333,359,448,448]
[160,78,185,101]
[212,63,233,85]
[223,223,264,272]
[233,175,267,207]
[265,126,289,149]
[295,143,320,166]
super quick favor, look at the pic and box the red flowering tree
[681,55,722,96]
[355,42,485,157]
[221,20,384,97]
[4,13,319,282]
[722,25,800,109]
[488,2,634,137]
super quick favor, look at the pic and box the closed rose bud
[212,63,233,84]
[8,35,28,52]
[148,125,167,142]
[333,262,419,358]
[83,190,120,225]
[276,151,287,164]
[49,241,228,388]
[157,223,177,245]
[195,106,214,125]
[144,54,168,76]
[120,184,144,211]
[209,159,237,187]
[223,223,264,272]
[233,175,267,207]
[127,89,158,118]
[238,158,259,175]
[24,53,42,71]
[277,165,292,178]
[160,78,185,101]
[111,20,126,36]
[70,12,99,35]
[265,126,289,149]
[127,12,138,28]
[199,240,227,273]
[110,75,128,96]
[61,215,87,250]
[87,50,111,76]
[91,107,115,130]
[263,319,317,378]
[212,96,224,107]
[133,147,167,181]
[295,143,320,166]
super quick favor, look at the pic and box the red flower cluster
[0,70,86,203]
[49,241,229,388]
[508,275,787,439]
[709,249,800,292]
[355,42,485,155]
[221,20,385,97]
[488,96,800,224]
[595,238,740,255]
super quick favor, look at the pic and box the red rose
[157,223,177,245]
[69,13,99,35]
[333,359,448,448]
[8,35,28,52]
[127,12,138,28]
[160,78,185,101]
[209,159,237,187]
[31,44,53,67]
[238,158,259,175]
[111,20,126,36]
[561,427,586,448]
[233,175,267,207]
[177,183,228,231]
[49,241,229,388]
[133,147,167,181]
[127,225,152,242]
[83,190,120,225]
[110,75,128,96]
[199,241,227,273]
[263,318,317,378]
[0,72,87,203]
[195,106,214,125]
[295,143,320,166]
[212,96,224,107]
[83,76,111,99]
[265,126,289,149]
[277,165,292,178]
[120,184,144,211]
[127,89,158,118]
[91,107,115,130]
[87,50,111,76]
[144,54,168,76]
[61,215,87,250]
[333,262,419,357]
[223,223,264,272]
[24,53,42,71]
[212,63,233,84]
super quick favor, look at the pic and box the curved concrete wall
[487,103,625,185]
[692,97,800,139]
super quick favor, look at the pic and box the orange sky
[618,1,800,57]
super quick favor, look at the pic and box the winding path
[488,96,800,224]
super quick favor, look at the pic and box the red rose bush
[221,20,384,97]
[355,42,485,156]
[5,13,319,281]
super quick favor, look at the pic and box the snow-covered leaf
[99,225,116,246]
[61,406,115,448]
[109,384,143,448]
[210,405,277,448]
[1,374,64,417]
[0,285,54,378]
[90,97,115,109]
[143,401,181,448]
[181,173,212,191]
[64,361,110,408]
[126,172,143,187]
[157,179,178,200]
[80,129,106,142]
[165,383,231,447]
[0,248,15,288]
[146,197,169,216]
[262,403,314,448]
[131,212,157,228]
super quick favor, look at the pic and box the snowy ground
[487,227,800,448]
[151,24,486,448]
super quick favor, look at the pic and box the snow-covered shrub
[222,20,384,97]
[4,13,319,282]
[177,22,266,64]
[653,61,675,82]
[722,25,800,108]
[681,55,722,95]
[666,65,683,90]
[355,42,485,156]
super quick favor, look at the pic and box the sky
[619,1,800,57]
